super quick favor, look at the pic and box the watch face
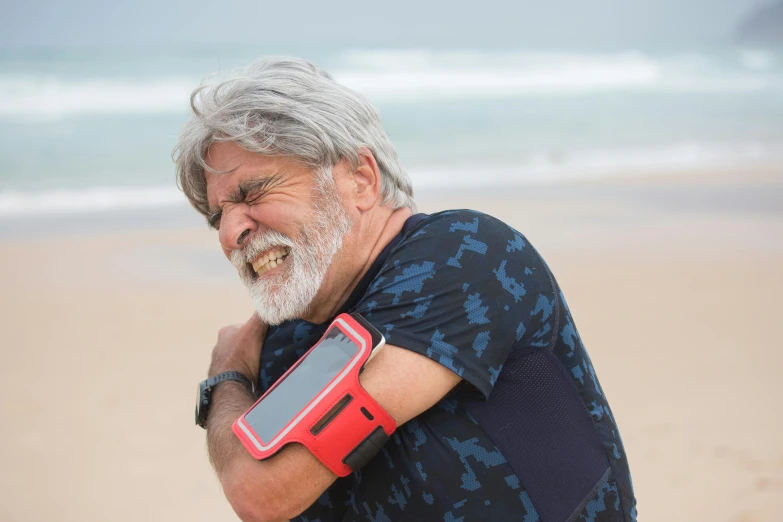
[195,381,208,427]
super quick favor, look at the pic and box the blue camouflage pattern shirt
[258,210,637,522]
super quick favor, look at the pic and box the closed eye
[246,188,270,206]
[206,174,282,231]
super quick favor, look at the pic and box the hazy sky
[0,0,769,49]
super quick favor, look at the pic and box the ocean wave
[412,141,783,189]
[337,49,660,99]
[1,49,781,118]
[0,75,196,118]
[1,141,779,217]
[0,185,186,218]
[335,49,781,101]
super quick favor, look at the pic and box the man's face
[204,142,353,325]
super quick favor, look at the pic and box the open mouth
[250,247,290,277]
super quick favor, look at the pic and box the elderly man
[177,58,636,522]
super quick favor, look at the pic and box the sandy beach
[1,167,782,522]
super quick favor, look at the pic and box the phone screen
[243,325,361,443]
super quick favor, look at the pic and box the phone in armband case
[233,312,396,477]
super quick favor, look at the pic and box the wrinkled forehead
[204,142,283,182]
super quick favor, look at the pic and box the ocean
[1,45,782,219]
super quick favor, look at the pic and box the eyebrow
[206,174,283,229]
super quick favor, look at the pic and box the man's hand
[208,312,268,381]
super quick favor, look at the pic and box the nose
[218,205,257,256]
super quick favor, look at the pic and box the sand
[1,167,782,522]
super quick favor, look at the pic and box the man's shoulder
[407,209,516,236]
[395,209,524,255]
[391,208,537,268]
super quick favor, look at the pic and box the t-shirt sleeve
[353,209,557,399]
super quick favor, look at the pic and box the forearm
[205,381,289,521]
[204,315,320,521]
[206,380,256,479]
[204,380,336,522]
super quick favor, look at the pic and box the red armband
[233,313,396,476]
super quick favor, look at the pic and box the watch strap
[196,371,255,429]
[207,371,255,394]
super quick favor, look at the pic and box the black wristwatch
[195,371,255,428]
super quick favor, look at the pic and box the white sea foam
[1,50,780,119]
[0,75,196,118]
[412,141,783,189]
[0,185,186,218]
[335,49,781,100]
[1,141,779,218]
[336,49,661,99]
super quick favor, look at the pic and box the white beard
[230,171,353,325]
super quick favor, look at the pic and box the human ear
[352,148,382,211]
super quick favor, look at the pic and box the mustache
[230,229,296,269]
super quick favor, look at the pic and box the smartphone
[234,313,386,460]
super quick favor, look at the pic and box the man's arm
[206,316,462,522]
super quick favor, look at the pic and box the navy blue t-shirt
[258,210,637,522]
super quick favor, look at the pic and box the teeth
[251,247,289,276]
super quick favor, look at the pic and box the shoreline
[1,164,781,241]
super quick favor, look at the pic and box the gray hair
[174,56,416,217]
